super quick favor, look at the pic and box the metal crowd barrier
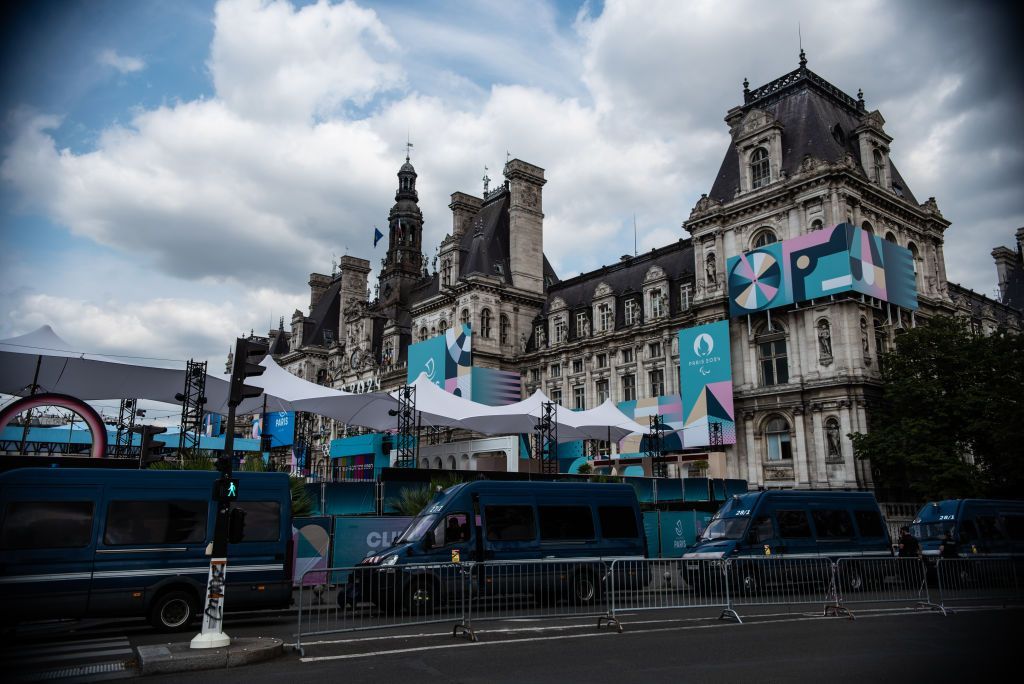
[295,556,1024,652]
[295,562,471,655]
[933,557,1022,615]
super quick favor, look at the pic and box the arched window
[756,323,789,386]
[750,147,770,189]
[884,231,897,244]
[752,228,777,248]
[500,314,510,345]
[825,417,842,462]
[480,308,492,338]
[419,327,428,341]
[447,455,457,470]
[460,308,470,326]
[873,149,885,185]
[811,219,823,232]
[764,416,792,461]
[433,456,443,469]
[861,220,874,235]
[439,319,448,333]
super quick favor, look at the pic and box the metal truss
[393,385,417,468]
[176,360,207,463]
[114,398,138,457]
[648,415,667,478]
[535,401,558,475]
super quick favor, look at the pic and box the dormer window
[624,299,640,326]
[872,149,885,185]
[750,147,770,189]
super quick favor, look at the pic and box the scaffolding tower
[176,359,207,465]
[114,398,138,457]
[535,401,558,475]
[648,415,667,478]
[393,385,417,468]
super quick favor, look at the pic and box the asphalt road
[9,605,1018,683]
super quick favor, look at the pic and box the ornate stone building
[251,52,1021,488]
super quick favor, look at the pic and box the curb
[137,636,284,675]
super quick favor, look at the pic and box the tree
[850,316,1024,500]
[387,474,464,515]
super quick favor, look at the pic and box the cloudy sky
[2,0,1022,372]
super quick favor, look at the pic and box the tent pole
[19,355,42,455]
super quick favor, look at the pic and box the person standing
[939,529,959,558]
[897,526,921,558]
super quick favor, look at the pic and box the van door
[480,499,540,598]
[227,499,290,610]
[0,486,99,623]
[90,497,210,619]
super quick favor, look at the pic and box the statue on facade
[583,319,591,336]
[520,332,528,352]
[705,255,717,286]
[860,318,870,354]
[817,320,832,358]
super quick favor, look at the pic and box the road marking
[298,607,977,663]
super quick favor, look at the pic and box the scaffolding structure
[535,401,558,474]
[176,359,207,464]
[393,385,417,468]
[648,415,667,478]
[113,398,138,457]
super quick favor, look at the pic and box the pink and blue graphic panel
[407,324,473,399]
[616,395,684,454]
[727,223,917,317]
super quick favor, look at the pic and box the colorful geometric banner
[407,324,473,398]
[678,320,736,448]
[727,223,918,317]
[616,395,684,455]
[292,517,333,586]
[471,367,522,406]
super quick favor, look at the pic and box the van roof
[439,479,637,501]
[751,490,880,504]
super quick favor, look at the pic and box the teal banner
[406,324,472,398]
[678,320,736,447]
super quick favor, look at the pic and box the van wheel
[150,590,198,632]
[404,578,438,615]
[573,572,599,605]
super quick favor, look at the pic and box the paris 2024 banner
[677,320,736,448]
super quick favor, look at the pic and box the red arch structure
[0,393,108,459]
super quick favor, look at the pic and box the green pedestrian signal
[228,482,237,498]
[212,478,239,501]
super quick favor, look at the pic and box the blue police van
[0,468,293,631]
[911,499,1024,559]
[682,490,892,592]
[343,480,648,611]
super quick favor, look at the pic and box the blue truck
[911,499,1024,559]
[0,468,293,630]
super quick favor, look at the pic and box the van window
[959,519,977,543]
[1004,515,1024,541]
[853,510,885,538]
[776,510,812,538]
[598,506,639,539]
[539,506,595,540]
[976,515,1005,541]
[748,515,773,543]
[235,501,281,542]
[104,500,208,545]
[430,513,470,547]
[0,501,94,550]
[812,510,854,539]
[485,505,536,541]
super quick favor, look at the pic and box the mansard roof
[304,277,342,347]
[544,239,695,315]
[708,63,919,205]
[459,188,511,281]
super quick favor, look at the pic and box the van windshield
[700,517,749,541]
[397,514,438,544]
[910,521,953,541]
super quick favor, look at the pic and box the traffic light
[228,507,247,544]
[136,425,168,466]
[229,337,266,407]
[212,477,239,501]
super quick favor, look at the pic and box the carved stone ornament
[690,193,721,217]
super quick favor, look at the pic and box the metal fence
[294,556,1023,653]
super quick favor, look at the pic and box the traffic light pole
[190,401,234,650]
[191,337,263,650]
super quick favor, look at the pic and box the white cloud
[2,0,1022,366]
[98,48,146,74]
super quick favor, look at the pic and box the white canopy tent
[561,399,649,442]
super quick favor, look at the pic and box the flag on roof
[373,227,384,247]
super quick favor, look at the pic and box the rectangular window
[621,347,634,363]
[624,300,639,326]
[572,358,583,374]
[530,369,540,383]
[599,304,614,331]
[1,501,94,550]
[621,374,636,402]
[104,500,208,546]
[596,379,609,403]
[535,325,545,346]
[775,510,812,538]
[234,501,281,542]
[853,510,885,538]
[539,506,595,540]
[680,284,692,311]
[484,505,536,542]
[649,369,664,397]
[650,289,664,318]
[598,506,639,539]
[649,342,662,358]
[759,339,789,386]
[576,312,588,337]
[596,353,607,369]
[551,389,562,404]
[550,363,561,378]
[554,317,566,343]
[573,386,585,410]
[976,515,1005,541]
[811,510,854,540]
